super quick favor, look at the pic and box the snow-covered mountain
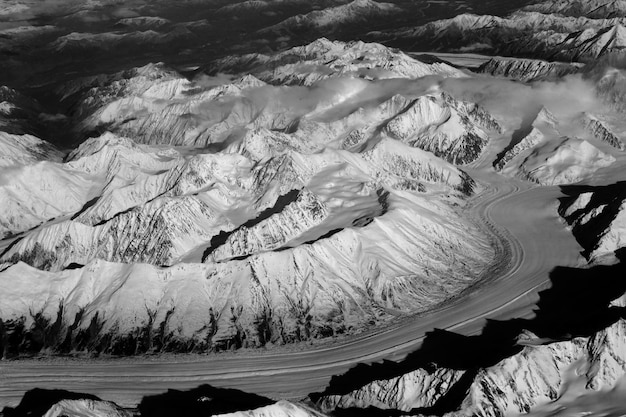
[0,40,511,353]
[371,1,626,63]
[560,182,626,263]
[50,29,197,54]
[318,315,626,416]
[0,48,498,353]
[42,399,133,417]
[11,298,626,416]
[259,0,401,36]
[4,31,625,357]
[211,38,465,85]
[3,0,626,412]
[0,85,46,135]
[477,57,583,82]
[579,112,625,150]
[384,92,501,165]
[0,132,62,168]
[0,127,491,352]
[495,107,616,185]
[54,44,483,163]
[523,0,626,18]
[9,395,324,417]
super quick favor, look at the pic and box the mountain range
[2,0,626,416]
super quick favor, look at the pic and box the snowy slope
[211,38,465,85]
[523,0,626,18]
[0,132,62,168]
[579,112,625,150]
[384,92,501,165]
[375,9,626,62]
[215,401,328,417]
[0,73,496,354]
[259,0,401,35]
[0,189,493,352]
[560,182,626,263]
[0,85,45,135]
[496,107,616,185]
[319,315,626,416]
[478,57,583,82]
[42,399,133,417]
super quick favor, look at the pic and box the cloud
[440,73,604,124]
[192,73,236,89]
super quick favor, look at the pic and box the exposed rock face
[559,182,626,262]
[477,57,583,82]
